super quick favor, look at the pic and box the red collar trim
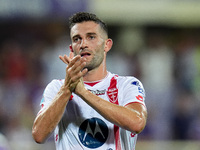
[84,81,100,87]
[84,72,110,87]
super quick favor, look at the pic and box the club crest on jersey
[107,76,119,104]
[107,88,118,103]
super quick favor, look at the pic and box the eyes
[89,35,95,40]
[73,37,80,43]
[72,34,96,43]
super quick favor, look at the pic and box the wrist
[75,86,87,97]
[59,85,72,97]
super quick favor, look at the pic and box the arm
[32,87,71,143]
[32,55,87,143]
[75,84,147,133]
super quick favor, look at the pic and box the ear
[69,44,74,52]
[104,38,113,53]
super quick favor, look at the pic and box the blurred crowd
[0,23,200,149]
[136,28,200,140]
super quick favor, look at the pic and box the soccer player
[32,12,147,150]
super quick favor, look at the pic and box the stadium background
[0,0,200,149]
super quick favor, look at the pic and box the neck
[83,61,108,82]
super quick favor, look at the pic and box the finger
[66,62,86,85]
[59,52,74,64]
[67,55,81,68]
[70,68,88,82]
[63,54,71,64]
[69,52,74,59]
[63,52,75,64]
[59,55,69,64]
[82,68,88,76]
[68,57,86,75]
[59,55,67,64]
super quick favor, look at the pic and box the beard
[84,50,104,71]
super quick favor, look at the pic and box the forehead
[70,21,101,37]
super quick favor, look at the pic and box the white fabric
[40,72,146,150]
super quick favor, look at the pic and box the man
[32,12,147,150]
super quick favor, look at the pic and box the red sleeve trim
[124,101,146,109]
[37,104,44,116]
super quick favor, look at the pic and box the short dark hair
[69,12,108,36]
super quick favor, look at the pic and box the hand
[59,52,74,65]
[59,52,88,92]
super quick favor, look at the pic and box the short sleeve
[39,79,63,113]
[119,77,146,107]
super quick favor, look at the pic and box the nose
[80,39,88,50]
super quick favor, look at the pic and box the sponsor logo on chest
[89,89,106,96]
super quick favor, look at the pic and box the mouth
[80,52,91,57]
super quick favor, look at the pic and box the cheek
[94,40,105,49]
[72,44,79,55]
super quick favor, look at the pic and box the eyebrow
[72,34,80,40]
[72,32,97,39]
[87,32,97,36]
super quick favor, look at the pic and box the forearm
[77,88,147,133]
[32,86,71,143]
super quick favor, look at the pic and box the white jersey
[40,72,146,150]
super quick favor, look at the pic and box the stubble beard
[84,51,104,72]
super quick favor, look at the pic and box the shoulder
[42,79,64,103]
[108,72,144,89]
[117,75,143,86]
[45,79,64,92]
[116,75,145,95]
[48,79,64,85]
[112,74,146,105]
[108,72,143,86]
